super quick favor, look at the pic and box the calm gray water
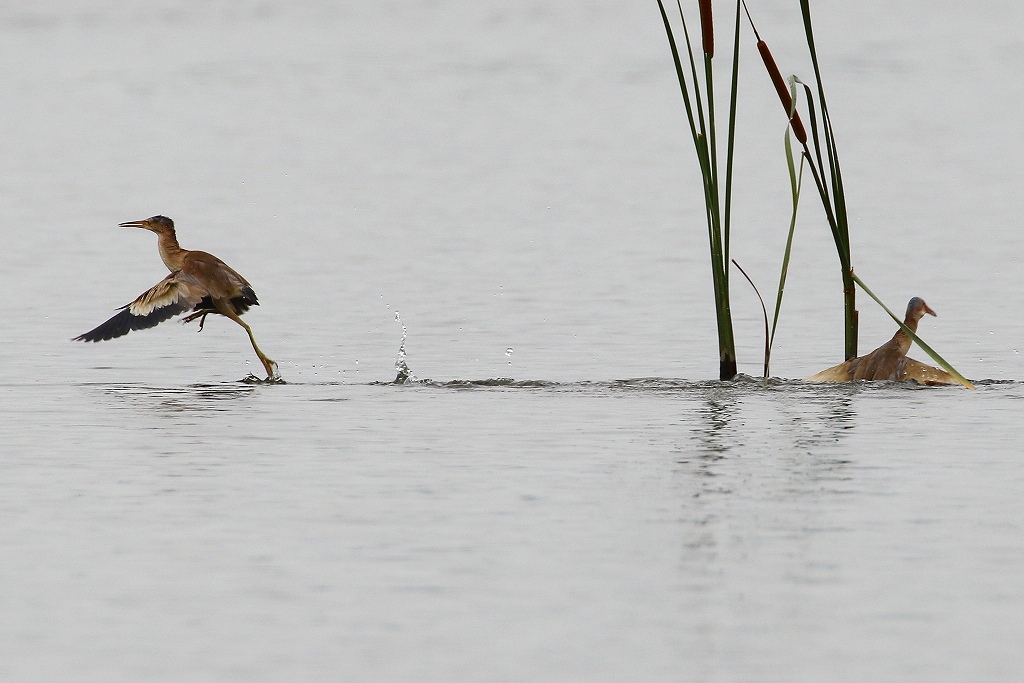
[2,1,1023,681]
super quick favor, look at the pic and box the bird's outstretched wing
[73,272,206,342]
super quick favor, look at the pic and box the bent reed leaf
[731,259,771,383]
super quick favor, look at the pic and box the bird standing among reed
[806,297,957,385]
[74,215,280,380]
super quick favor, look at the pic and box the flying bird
[74,215,279,380]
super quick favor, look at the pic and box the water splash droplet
[394,311,413,383]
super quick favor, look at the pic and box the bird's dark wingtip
[76,299,193,343]
[72,331,106,342]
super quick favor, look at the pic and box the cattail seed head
[756,40,807,144]
[698,0,714,58]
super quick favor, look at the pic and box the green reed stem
[744,1,859,362]
[656,0,742,380]
[798,0,858,360]
[771,116,805,357]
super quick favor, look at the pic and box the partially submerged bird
[74,215,280,380]
[806,297,958,385]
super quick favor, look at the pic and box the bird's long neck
[891,315,920,355]
[156,228,186,271]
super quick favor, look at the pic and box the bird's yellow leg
[216,303,280,380]
[245,325,279,380]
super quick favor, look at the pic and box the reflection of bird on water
[74,215,280,380]
[806,297,958,385]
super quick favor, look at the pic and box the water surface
[1,1,1023,681]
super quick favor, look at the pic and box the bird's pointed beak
[924,303,937,317]
[118,219,149,229]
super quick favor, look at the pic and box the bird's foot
[262,358,281,382]
[182,310,213,330]
[240,363,284,384]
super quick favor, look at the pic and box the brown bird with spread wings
[74,215,279,380]
[806,297,957,385]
